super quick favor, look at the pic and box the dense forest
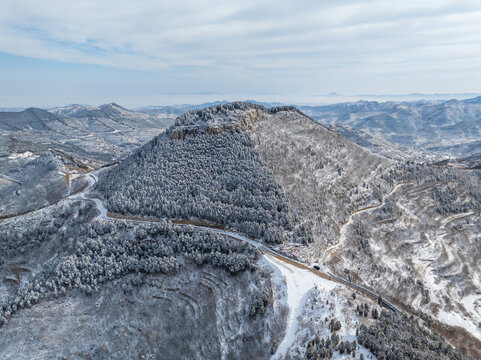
[97,121,296,243]
[358,310,474,360]
[0,201,94,265]
[0,219,258,326]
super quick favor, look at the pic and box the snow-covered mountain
[0,107,65,131]
[49,102,173,138]
[0,104,172,217]
[300,97,481,160]
[0,102,479,359]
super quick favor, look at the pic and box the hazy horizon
[2,90,481,111]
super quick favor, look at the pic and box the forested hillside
[0,219,259,326]
[97,103,305,243]
[0,211,283,359]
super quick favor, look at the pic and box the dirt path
[440,211,474,226]
[0,173,22,185]
[321,181,413,264]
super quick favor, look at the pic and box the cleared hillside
[0,151,88,218]
[250,107,481,356]
[250,109,394,252]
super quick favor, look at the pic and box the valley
[0,104,171,219]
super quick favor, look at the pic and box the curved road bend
[78,173,400,313]
[321,181,414,264]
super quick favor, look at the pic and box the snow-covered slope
[1,102,478,359]
[301,96,481,160]
[250,107,481,358]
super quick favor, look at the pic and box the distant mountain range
[6,94,481,163]
[0,107,64,132]
[0,103,172,166]
[16,95,478,161]
[297,97,481,160]
[49,102,173,131]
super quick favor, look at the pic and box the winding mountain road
[3,167,401,359]
[440,211,474,226]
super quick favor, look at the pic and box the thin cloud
[0,0,480,104]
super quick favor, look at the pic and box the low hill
[0,108,64,132]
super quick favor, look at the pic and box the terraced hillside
[0,202,286,359]
[250,108,481,357]
[1,264,284,359]
[332,164,481,352]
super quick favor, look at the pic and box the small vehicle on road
[313,265,320,270]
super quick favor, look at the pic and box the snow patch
[438,306,481,341]
[7,151,35,160]
[265,254,338,359]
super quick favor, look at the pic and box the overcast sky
[1,0,481,107]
